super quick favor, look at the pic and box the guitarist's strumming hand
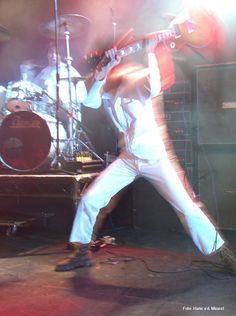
[95,47,121,81]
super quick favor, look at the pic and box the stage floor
[0,225,235,316]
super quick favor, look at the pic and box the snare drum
[0,111,67,171]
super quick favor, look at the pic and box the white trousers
[70,153,225,255]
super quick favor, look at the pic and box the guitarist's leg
[140,156,225,255]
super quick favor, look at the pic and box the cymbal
[39,14,90,39]
[20,60,43,69]
[0,25,10,42]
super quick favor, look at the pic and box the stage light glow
[183,0,236,18]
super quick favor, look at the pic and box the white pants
[70,153,225,255]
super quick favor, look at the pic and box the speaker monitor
[197,146,236,230]
[196,63,236,145]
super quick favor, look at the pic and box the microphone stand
[52,0,63,169]
[110,7,117,42]
[62,22,75,161]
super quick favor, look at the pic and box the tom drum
[5,80,42,112]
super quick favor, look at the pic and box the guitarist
[55,35,235,274]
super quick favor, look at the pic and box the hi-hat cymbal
[39,14,90,39]
[0,25,10,42]
[20,59,43,68]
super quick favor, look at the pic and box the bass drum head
[0,111,51,171]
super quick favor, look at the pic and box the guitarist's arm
[144,38,162,98]
[83,48,121,109]
[83,78,104,109]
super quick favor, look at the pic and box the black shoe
[55,244,91,272]
[89,240,102,252]
[218,246,236,276]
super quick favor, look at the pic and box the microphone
[110,7,117,42]
[110,7,117,24]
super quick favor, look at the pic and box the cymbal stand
[72,115,104,162]
[61,24,104,163]
[41,88,94,140]
[62,22,75,160]
[52,0,63,169]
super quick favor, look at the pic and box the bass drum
[0,111,66,171]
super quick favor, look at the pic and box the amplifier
[163,107,193,186]
[196,63,236,145]
[173,146,193,164]
[163,110,192,141]
[164,99,192,111]
[164,80,191,96]
[164,80,192,111]
[163,110,191,122]
[166,125,192,140]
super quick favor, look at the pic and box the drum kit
[0,13,102,173]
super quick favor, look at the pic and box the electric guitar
[95,8,216,68]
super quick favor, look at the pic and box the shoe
[55,244,91,272]
[218,246,236,276]
[89,240,102,252]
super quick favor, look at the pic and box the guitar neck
[117,40,144,58]
[94,25,182,71]
[94,13,211,70]
[117,27,179,58]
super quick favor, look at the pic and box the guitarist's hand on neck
[95,47,121,81]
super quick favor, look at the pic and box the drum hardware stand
[45,0,77,169]
[59,21,104,165]
[51,0,62,170]
[75,133,104,162]
[62,21,76,161]
[67,76,104,161]
[40,2,103,170]
[73,118,104,162]
[41,88,104,165]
